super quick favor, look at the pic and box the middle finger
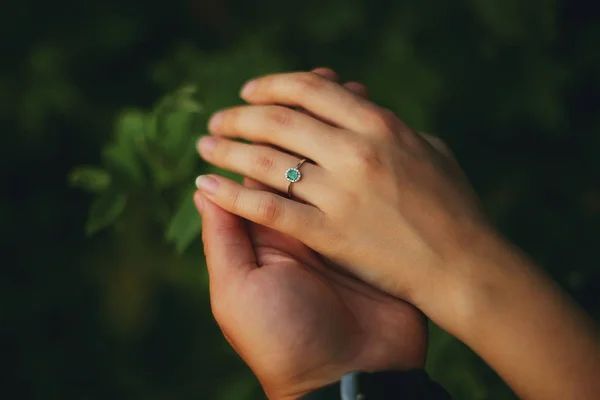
[208,104,345,169]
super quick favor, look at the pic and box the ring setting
[286,158,308,198]
[285,167,302,183]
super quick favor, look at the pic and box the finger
[242,178,309,253]
[208,105,344,168]
[195,174,325,245]
[244,177,274,192]
[238,71,386,134]
[309,72,371,129]
[194,191,256,287]
[343,81,369,99]
[197,136,334,206]
[311,67,339,81]
[311,68,370,99]
[297,68,342,124]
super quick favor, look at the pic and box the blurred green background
[3,0,600,398]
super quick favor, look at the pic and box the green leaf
[166,187,202,253]
[173,85,203,112]
[102,142,145,188]
[154,89,201,151]
[116,109,146,148]
[176,96,203,113]
[176,84,197,95]
[85,193,128,235]
[68,166,111,193]
[136,85,202,188]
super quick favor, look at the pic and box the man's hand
[195,190,426,399]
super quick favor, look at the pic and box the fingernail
[195,175,219,195]
[197,136,217,157]
[208,112,223,131]
[240,80,257,98]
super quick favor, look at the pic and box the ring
[285,158,308,199]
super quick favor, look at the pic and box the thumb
[194,190,256,287]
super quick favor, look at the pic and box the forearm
[422,234,600,400]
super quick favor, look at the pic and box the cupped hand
[195,71,494,311]
[196,188,426,399]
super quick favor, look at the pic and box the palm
[217,218,427,396]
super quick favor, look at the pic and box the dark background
[2,0,600,399]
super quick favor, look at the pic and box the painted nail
[197,136,217,157]
[195,175,219,194]
[208,112,223,131]
[240,80,257,98]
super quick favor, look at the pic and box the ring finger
[197,136,335,207]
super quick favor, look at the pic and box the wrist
[418,232,600,399]
[416,230,531,339]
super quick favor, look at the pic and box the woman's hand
[196,187,426,400]
[195,71,492,311]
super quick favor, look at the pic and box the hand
[196,190,426,400]
[195,71,494,311]
[196,70,427,399]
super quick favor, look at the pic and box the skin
[196,69,427,400]
[195,70,600,399]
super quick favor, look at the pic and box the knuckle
[227,188,242,212]
[264,106,293,128]
[364,108,399,135]
[252,150,277,175]
[349,141,385,171]
[294,72,325,94]
[257,196,283,225]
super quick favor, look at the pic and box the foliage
[69,86,203,244]
[4,0,600,399]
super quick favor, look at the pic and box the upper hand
[195,70,495,310]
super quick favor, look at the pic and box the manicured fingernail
[240,80,257,98]
[195,175,219,194]
[197,136,216,157]
[208,112,223,131]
